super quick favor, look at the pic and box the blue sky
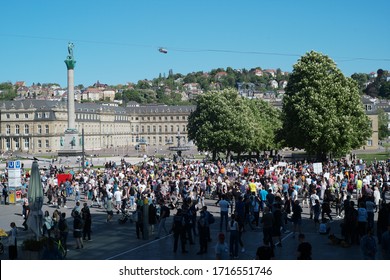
[1,0,389,87]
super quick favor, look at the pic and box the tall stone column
[58,42,82,156]
[67,68,76,130]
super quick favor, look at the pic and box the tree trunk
[226,150,231,162]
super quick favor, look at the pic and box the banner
[57,173,73,186]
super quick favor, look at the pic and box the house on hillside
[253,69,263,77]
[279,80,288,89]
[15,81,25,88]
[215,71,228,80]
[17,86,29,98]
[264,69,276,77]
[269,80,279,89]
[183,83,203,99]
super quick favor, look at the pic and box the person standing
[156,201,170,239]
[171,208,187,254]
[261,206,274,248]
[291,200,303,238]
[309,190,319,219]
[22,194,30,231]
[219,195,230,232]
[106,196,114,223]
[58,212,69,252]
[8,222,17,260]
[381,224,390,260]
[357,201,368,240]
[229,214,239,259]
[360,228,377,260]
[197,208,208,255]
[2,184,9,205]
[215,233,229,260]
[113,188,122,214]
[81,203,92,241]
[72,211,83,249]
[135,205,144,239]
[42,210,53,238]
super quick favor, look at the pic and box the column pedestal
[58,129,82,156]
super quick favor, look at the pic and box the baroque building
[0,100,195,154]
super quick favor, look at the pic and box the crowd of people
[2,154,390,260]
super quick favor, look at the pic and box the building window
[176,125,180,132]
[367,140,373,146]
[6,114,10,119]
[15,125,20,135]
[147,126,150,133]
[24,124,29,134]
[6,138,10,149]
[15,113,19,119]
[44,112,50,118]
[141,126,144,133]
[37,112,42,118]
[45,125,49,134]
[46,139,50,148]
[25,113,29,119]
[38,140,42,148]
[165,125,168,132]
[170,125,174,132]
[38,125,42,134]
[153,126,156,133]
[15,138,20,149]
[24,138,30,149]
[6,125,10,135]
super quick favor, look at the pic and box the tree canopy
[187,88,281,160]
[279,51,372,160]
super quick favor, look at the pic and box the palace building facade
[0,100,195,154]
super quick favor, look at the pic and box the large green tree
[279,51,371,160]
[188,88,281,160]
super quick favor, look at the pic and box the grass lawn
[355,152,389,163]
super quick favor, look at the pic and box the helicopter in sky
[158,47,168,54]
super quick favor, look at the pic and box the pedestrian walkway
[0,196,371,260]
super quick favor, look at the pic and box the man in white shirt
[309,190,319,219]
[113,189,122,212]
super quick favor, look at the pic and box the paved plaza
[0,191,377,260]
